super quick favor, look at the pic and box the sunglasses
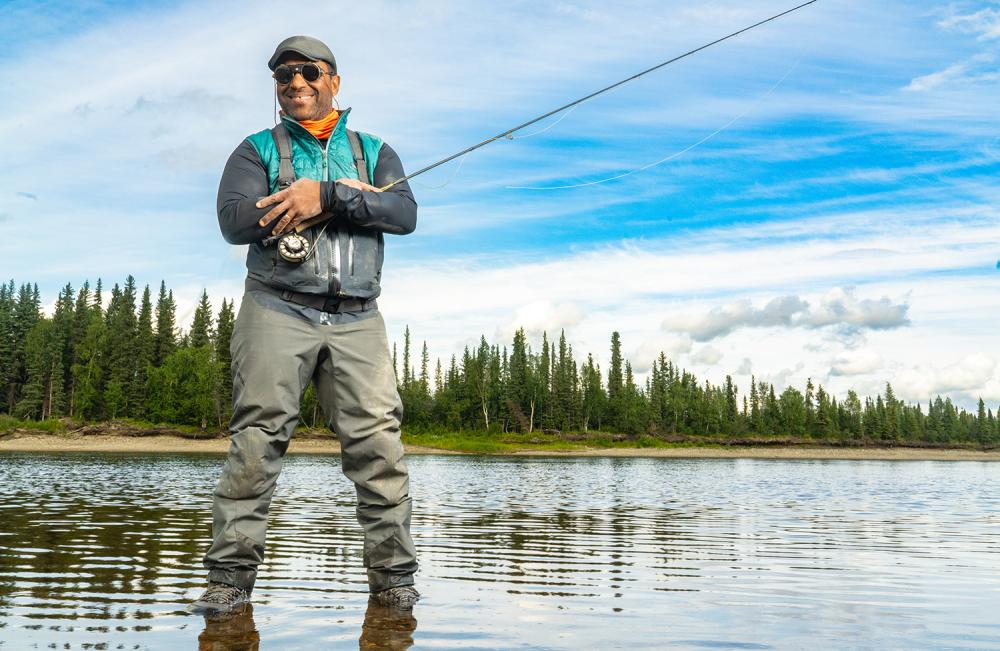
[272,62,334,85]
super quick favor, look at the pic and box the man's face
[274,55,340,122]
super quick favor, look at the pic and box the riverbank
[1,429,998,460]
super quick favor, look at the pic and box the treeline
[2,279,998,445]
[0,279,233,427]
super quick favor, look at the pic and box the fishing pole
[379,0,819,192]
[271,0,819,254]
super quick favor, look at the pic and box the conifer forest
[2,278,997,446]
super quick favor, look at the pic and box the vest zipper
[347,232,354,276]
[318,134,342,297]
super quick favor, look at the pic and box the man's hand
[257,178,323,236]
[336,177,382,193]
[257,178,382,236]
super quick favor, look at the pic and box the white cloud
[691,345,724,365]
[905,53,999,92]
[662,288,909,341]
[939,7,1000,40]
[894,354,1000,403]
[629,334,693,373]
[497,300,585,342]
[830,349,883,377]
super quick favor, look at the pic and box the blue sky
[1,0,998,408]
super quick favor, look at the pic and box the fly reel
[277,232,310,263]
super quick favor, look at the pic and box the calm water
[0,452,997,650]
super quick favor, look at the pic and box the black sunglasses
[272,62,334,85]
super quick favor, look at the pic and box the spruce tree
[216,298,235,422]
[15,319,58,419]
[189,289,214,349]
[606,331,624,430]
[130,285,155,419]
[153,282,177,365]
[0,281,17,413]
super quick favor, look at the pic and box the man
[192,35,419,613]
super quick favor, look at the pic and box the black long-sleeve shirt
[216,139,417,245]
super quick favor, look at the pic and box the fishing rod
[272,0,819,257]
[380,0,819,192]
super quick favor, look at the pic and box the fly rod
[271,0,819,254]
[379,0,819,192]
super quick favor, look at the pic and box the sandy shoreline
[0,432,997,460]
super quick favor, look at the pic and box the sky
[1,0,998,410]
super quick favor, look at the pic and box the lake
[0,452,997,650]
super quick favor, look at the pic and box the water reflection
[199,603,260,651]
[0,453,997,649]
[360,599,417,650]
[193,598,418,650]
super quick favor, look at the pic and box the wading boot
[371,585,420,611]
[189,582,251,614]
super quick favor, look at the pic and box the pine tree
[606,331,624,430]
[7,283,41,411]
[216,298,236,424]
[420,341,430,395]
[153,282,177,365]
[130,285,155,419]
[70,288,107,419]
[15,319,58,419]
[0,281,15,413]
[189,289,214,349]
[102,278,138,418]
[507,328,531,431]
[402,326,412,389]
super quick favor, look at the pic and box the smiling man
[191,35,419,613]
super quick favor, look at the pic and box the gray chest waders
[271,123,369,263]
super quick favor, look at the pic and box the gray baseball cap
[268,35,337,73]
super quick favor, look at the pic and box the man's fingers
[272,206,300,235]
[256,189,286,208]
[261,199,293,228]
[336,178,382,193]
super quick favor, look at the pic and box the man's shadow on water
[196,599,418,650]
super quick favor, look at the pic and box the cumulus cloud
[894,354,1000,403]
[798,287,910,330]
[736,358,753,375]
[628,334,693,373]
[691,345,724,365]
[830,349,883,376]
[663,295,806,341]
[663,288,909,341]
[497,300,584,341]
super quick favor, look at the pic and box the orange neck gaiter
[298,109,340,141]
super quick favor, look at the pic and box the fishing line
[413,104,586,189]
[378,0,820,192]
[506,58,801,191]
[411,154,470,189]
[510,103,584,140]
[412,103,585,190]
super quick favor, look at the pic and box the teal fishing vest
[243,108,387,298]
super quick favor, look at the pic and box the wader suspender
[270,123,369,187]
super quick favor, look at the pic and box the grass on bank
[2,416,994,453]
